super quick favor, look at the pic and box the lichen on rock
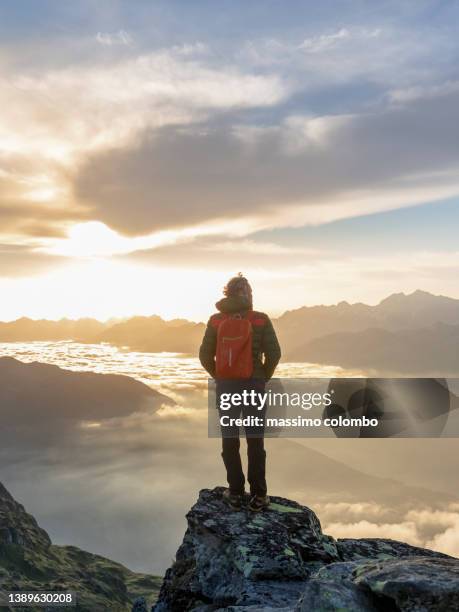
[152,487,459,612]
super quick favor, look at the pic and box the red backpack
[215,313,253,379]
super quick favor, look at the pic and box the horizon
[0,288,454,325]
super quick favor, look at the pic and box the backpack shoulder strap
[209,313,228,329]
[246,311,268,327]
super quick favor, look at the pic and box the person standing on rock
[199,273,281,512]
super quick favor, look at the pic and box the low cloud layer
[1,383,457,574]
[321,502,459,558]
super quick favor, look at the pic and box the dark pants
[217,379,267,497]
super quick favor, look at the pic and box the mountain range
[287,322,459,375]
[1,290,459,374]
[279,290,459,373]
[0,356,172,426]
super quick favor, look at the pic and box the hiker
[199,274,281,512]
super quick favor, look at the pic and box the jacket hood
[215,295,251,314]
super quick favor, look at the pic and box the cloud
[326,519,423,547]
[72,86,459,236]
[2,18,459,248]
[117,234,329,279]
[0,152,86,243]
[2,233,459,321]
[0,48,287,243]
[0,201,81,240]
[171,42,209,57]
[298,28,352,53]
[0,244,66,278]
[96,30,133,46]
[241,27,376,66]
[2,12,459,265]
[1,365,457,575]
[427,518,459,558]
[405,508,459,542]
[239,24,437,92]
[156,403,205,420]
[315,501,392,522]
[389,80,459,104]
[0,50,287,162]
[323,503,459,559]
[419,507,459,558]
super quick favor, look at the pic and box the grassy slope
[0,542,161,611]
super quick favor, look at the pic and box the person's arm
[262,317,281,380]
[199,318,217,378]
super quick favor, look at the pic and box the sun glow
[0,259,226,321]
[39,219,256,258]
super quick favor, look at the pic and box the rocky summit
[152,487,459,612]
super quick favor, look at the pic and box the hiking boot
[248,495,270,512]
[222,488,244,510]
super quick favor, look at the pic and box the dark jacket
[199,295,281,380]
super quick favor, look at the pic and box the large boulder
[153,487,339,611]
[337,537,452,562]
[354,556,459,611]
[152,487,459,612]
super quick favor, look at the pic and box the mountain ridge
[0,481,161,611]
[286,322,459,374]
[1,289,457,330]
[0,357,173,425]
[1,290,459,373]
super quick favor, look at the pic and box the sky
[1,0,459,321]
